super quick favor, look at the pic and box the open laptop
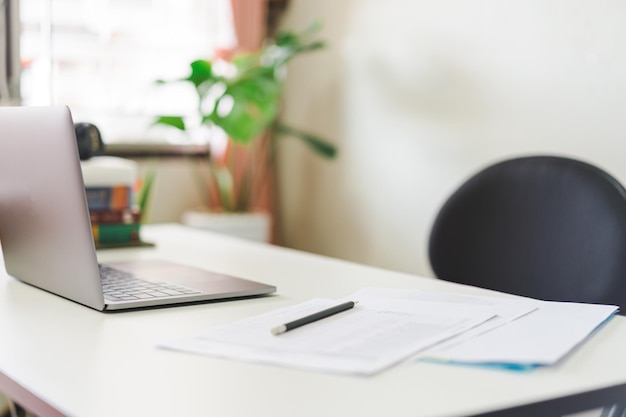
[0,105,276,311]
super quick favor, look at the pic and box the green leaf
[136,169,156,221]
[186,60,214,87]
[211,165,234,211]
[297,40,326,53]
[274,20,325,58]
[207,76,281,143]
[275,124,337,158]
[231,53,259,73]
[152,116,186,131]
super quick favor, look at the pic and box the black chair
[429,155,626,310]
[429,155,626,417]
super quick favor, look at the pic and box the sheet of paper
[350,287,538,343]
[160,295,496,376]
[420,300,618,367]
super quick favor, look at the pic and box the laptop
[0,105,276,311]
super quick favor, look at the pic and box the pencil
[271,301,358,335]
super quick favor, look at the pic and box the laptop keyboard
[99,264,201,302]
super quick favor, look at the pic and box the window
[19,0,235,144]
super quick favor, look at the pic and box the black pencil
[271,301,359,335]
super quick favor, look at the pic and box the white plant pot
[180,210,271,243]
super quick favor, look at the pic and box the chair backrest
[429,155,626,311]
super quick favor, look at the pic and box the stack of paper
[160,288,617,376]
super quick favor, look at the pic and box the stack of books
[80,156,145,248]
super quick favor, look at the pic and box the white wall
[276,0,626,277]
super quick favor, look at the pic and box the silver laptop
[0,105,276,311]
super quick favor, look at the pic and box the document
[161,295,497,376]
[159,288,617,375]
[420,300,618,368]
[350,287,537,341]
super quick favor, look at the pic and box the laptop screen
[0,106,105,309]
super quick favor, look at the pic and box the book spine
[89,207,141,224]
[91,223,141,244]
[85,186,132,211]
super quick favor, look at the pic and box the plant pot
[180,210,271,243]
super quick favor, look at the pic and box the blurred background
[280,0,626,277]
[3,0,626,278]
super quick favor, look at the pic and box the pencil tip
[271,324,286,335]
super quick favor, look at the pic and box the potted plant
[151,23,336,242]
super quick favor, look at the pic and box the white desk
[1,224,625,417]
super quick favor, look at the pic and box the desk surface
[1,224,626,417]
